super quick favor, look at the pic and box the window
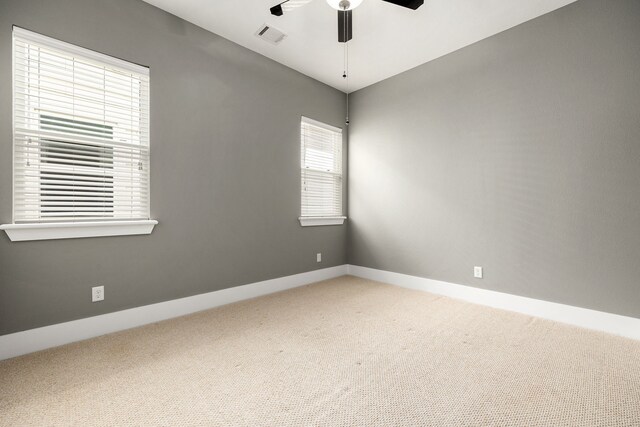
[299,117,346,226]
[0,27,156,241]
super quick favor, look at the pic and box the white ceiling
[142,0,578,92]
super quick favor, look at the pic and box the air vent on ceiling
[255,24,286,45]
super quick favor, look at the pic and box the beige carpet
[1,276,639,426]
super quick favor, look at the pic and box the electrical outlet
[92,285,104,302]
[474,266,483,279]
[317,253,322,263]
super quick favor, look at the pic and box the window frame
[299,116,346,227]
[1,27,156,242]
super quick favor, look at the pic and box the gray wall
[0,0,347,335]
[349,0,640,318]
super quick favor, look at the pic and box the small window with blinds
[11,27,150,224]
[299,117,345,226]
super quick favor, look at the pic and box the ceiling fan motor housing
[337,10,352,42]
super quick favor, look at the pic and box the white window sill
[298,216,347,227]
[0,220,158,242]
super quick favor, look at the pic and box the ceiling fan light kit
[326,0,364,11]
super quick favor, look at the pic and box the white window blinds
[12,27,150,223]
[300,117,343,218]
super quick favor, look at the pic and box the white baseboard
[4,263,637,361]
[0,265,348,361]
[347,265,640,341]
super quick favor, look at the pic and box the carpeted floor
[1,276,639,426]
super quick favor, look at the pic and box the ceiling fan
[269,0,424,43]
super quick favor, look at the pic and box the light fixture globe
[326,0,363,11]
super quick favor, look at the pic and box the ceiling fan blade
[337,9,352,43]
[381,0,424,10]
[270,4,284,16]
[270,0,314,16]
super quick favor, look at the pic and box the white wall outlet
[92,285,104,302]
[317,253,322,263]
[474,266,483,279]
